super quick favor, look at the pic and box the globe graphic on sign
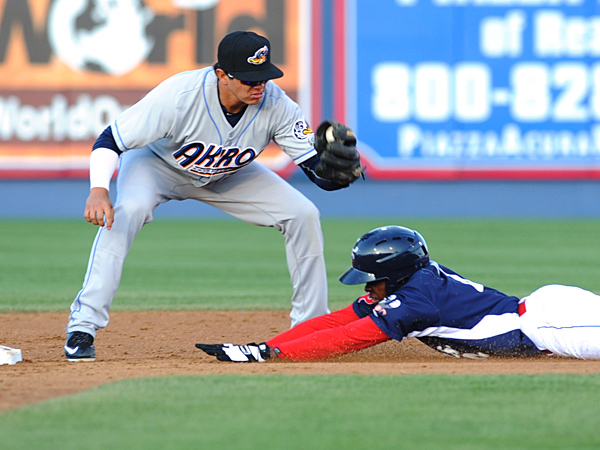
[48,0,155,76]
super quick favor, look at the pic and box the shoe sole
[66,357,96,362]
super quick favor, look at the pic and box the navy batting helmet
[339,226,429,295]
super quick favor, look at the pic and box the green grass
[1,219,599,311]
[1,374,599,450]
[2,219,600,450]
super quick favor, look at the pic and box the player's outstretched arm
[196,317,390,362]
[85,188,114,230]
[267,304,360,346]
[271,317,389,361]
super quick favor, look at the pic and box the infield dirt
[2,310,600,412]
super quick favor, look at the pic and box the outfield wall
[2,179,600,219]
[2,1,600,219]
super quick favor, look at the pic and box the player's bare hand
[84,188,114,230]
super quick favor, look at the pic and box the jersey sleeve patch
[292,120,312,140]
[352,294,377,318]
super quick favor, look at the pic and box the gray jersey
[67,35,333,356]
[110,67,316,186]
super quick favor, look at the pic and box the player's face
[217,69,267,111]
[364,280,387,302]
[229,77,267,103]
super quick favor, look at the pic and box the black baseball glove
[314,120,363,186]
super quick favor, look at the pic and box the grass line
[1,374,599,450]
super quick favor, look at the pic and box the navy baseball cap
[217,31,284,82]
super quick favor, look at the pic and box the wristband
[90,147,119,191]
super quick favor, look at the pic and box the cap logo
[247,45,269,65]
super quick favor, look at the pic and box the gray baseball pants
[67,149,330,336]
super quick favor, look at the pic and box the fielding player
[65,30,362,362]
[198,225,600,362]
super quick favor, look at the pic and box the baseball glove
[314,120,363,186]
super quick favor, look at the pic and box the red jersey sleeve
[267,304,360,347]
[271,316,389,361]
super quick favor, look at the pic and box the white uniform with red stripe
[519,285,600,359]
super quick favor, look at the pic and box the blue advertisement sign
[349,0,600,178]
